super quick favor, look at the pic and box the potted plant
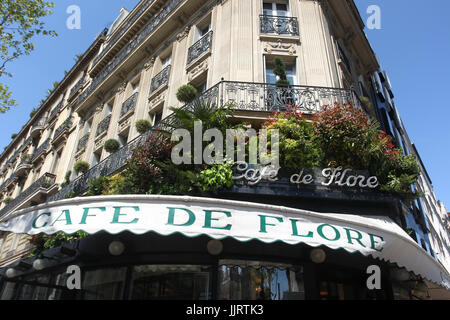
[176,84,198,104]
[73,161,90,174]
[3,197,14,205]
[135,119,152,134]
[104,139,120,153]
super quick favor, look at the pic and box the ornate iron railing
[53,118,72,141]
[49,101,63,120]
[79,0,184,107]
[96,114,112,136]
[92,0,156,67]
[214,81,361,113]
[69,76,85,99]
[260,15,299,36]
[120,92,139,118]
[187,31,213,65]
[0,173,56,218]
[0,174,17,193]
[150,65,171,93]
[76,133,90,152]
[32,138,50,160]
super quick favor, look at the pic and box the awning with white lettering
[0,195,449,289]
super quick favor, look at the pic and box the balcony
[48,80,363,203]
[68,76,85,101]
[0,173,57,218]
[120,92,139,119]
[150,65,171,94]
[0,174,17,193]
[29,117,47,139]
[260,15,299,36]
[48,101,63,121]
[32,138,50,162]
[187,31,213,66]
[76,133,90,153]
[96,114,112,137]
[14,158,32,177]
[52,118,72,145]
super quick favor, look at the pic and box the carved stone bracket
[116,82,127,94]
[148,90,166,111]
[177,26,190,42]
[144,57,156,71]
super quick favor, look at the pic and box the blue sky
[0,1,449,209]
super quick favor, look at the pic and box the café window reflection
[82,267,127,300]
[129,265,212,300]
[218,260,305,300]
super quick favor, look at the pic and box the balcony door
[263,1,289,17]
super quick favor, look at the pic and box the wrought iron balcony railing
[78,0,183,108]
[0,173,57,218]
[0,174,17,193]
[49,101,63,121]
[260,15,299,36]
[15,157,32,176]
[96,114,112,137]
[92,0,155,67]
[68,76,85,99]
[120,92,139,118]
[150,65,171,93]
[76,133,90,152]
[32,138,50,161]
[53,118,72,141]
[30,117,47,138]
[187,31,213,66]
[46,81,362,204]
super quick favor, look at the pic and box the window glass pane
[130,265,212,300]
[218,261,305,300]
[82,267,127,300]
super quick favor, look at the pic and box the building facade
[0,0,449,300]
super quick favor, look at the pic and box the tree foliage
[0,0,57,113]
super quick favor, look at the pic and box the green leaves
[0,0,56,113]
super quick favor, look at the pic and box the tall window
[161,55,171,69]
[263,1,289,16]
[265,59,297,85]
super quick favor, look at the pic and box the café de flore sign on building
[0,195,449,289]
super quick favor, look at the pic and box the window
[91,150,101,167]
[265,59,297,85]
[51,150,62,174]
[218,261,305,300]
[104,100,114,117]
[195,19,212,42]
[118,132,128,147]
[83,119,92,136]
[83,268,127,300]
[161,55,171,70]
[132,80,140,94]
[129,265,212,300]
[263,1,289,16]
[152,110,163,126]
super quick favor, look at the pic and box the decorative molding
[148,91,166,111]
[144,57,156,71]
[177,26,190,42]
[187,59,209,82]
[263,39,297,55]
[116,82,127,94]
[118,117,132,133]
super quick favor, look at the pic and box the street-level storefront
[0,195,449,300]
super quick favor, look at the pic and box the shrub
[11,133,17,139]
[29,108,37,118]
[73,161,90,174]
[197,162,235,193]
[176,84,198,104]
[104,139,120,153]
[273,58,290,87]
[60,171,71,188]
[87,176,111,196]
[135,119,152,134]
